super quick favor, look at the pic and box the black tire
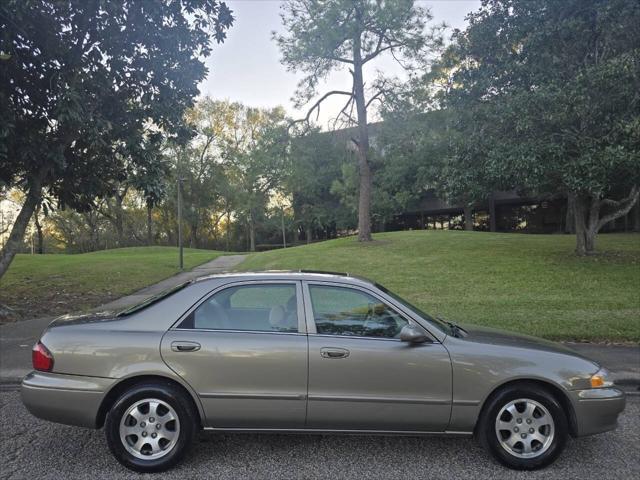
[105,381,198,473]
[477,383,568,470]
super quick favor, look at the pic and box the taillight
[32,341,54,372]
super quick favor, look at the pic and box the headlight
[590,367,614,388]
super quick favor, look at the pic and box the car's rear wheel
[105,381,197,473]
[478,384,568,470]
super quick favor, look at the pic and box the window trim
[302,281,434,342]
[171,280,307,335]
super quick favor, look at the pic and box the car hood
[458,323,598,365]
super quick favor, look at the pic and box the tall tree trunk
[281,207,287,248]
[353,30,372,242]
[633,201,640,232]
[226,211,231,252]
[463,206,473,231]
[0,182,42,279]
[146,204,153,246]
[573,196,593,255]
[34,203,44,254]
[190,222,198,249]
[574,187,639,255]
[248,211,256,252]
[488,194,497,232]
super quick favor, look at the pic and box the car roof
[193,270,377,287]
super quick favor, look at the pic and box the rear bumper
[569,387,626,437]
[21,371,114,428]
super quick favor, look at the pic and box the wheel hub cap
[495,398,555,459]
[119,398,180,460]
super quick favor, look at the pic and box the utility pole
[177,177,184,270]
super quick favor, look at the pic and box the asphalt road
[1,390,638,480]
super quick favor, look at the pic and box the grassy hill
[238,231,640,342]
[0,246,225,320]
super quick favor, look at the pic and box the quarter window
[308,285,408,338]
[180,284,298,332]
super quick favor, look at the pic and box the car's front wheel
[478,384,568,470]
[105,381,197,473]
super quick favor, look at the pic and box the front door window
[308,284,409,338]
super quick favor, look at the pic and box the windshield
[116,281,191,317]
[375,283,453,336]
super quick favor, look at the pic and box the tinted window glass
[309,285,408,338]
[183,284,298,332]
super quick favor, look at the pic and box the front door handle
[320,347,350,359]
[171,341,201,352]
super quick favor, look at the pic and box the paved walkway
[99,254,246,311]
[0,254,246,381]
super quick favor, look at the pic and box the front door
[161,281,308,429]
[303,282,452,432]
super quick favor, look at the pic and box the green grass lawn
[0,246,225,319]
[238,231,640,342]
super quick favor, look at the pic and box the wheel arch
[96,374,204,429]
[473,378,578,438]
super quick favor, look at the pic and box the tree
[171,99,231,249]
[433,0,640,254]
[0,0,233,278]
[376,108,477,229]
[129,134,170,246]
[275,0,443,242]
[164,100,290,252]
[233,110,290,252]
[286,128,350,242]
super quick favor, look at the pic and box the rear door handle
[171,341,201,352]
[320,347,350,359]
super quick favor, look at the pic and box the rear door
[303,281,452,432]
[161,280,308,429]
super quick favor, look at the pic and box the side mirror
[400,325,428,344]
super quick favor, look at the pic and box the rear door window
[180,283,299,333]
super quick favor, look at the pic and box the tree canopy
[0,0,234,277]
[415,0,640,254]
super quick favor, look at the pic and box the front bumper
[21,371,115,428]
[569,387,626,437]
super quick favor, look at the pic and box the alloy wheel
[119,398,180,460]
[494,398,555,459]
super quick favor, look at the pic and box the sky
[199,0,482,129]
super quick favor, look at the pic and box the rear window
[116,282,191,317]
